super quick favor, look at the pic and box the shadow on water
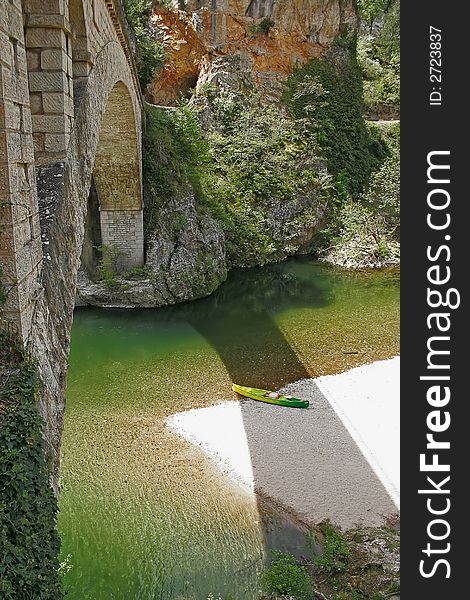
[177,258,331,388]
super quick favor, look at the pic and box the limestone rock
[77,190,228,308]
[147,0,357,105]
[145,189,227,302]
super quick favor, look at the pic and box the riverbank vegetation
[142,42,399,272]
[0,331,63,598]
[260,521,400,600]
[357,1,400,117]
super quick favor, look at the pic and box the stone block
[25,27,65,49]
[6,131,21,160]
[33,132,45,153]
[0,32,12,68]
[7,0,23,11]
[14,42,28,76]
[21,105,33,133]
[28,70,67,92]
[42,91,64,113]
[32,114,68,133]
[26,14,71,35]
[26,48,41,71]
[20,133,35,162]
[4,101,21,129]
[72,61,90,78]
[13,162,29,192]
[29,92,43,114]
[64,94,74,117]
[41,48,67,71]
[44,133,67,153]
[25,1,65,15]
[16,268,39,315]
[30,213,42,239]
[0,131,7,158]
[0,229,15,256]
[5,6,24,41]
[2,67,29,103]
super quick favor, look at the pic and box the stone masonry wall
[100,209,144,270]
[1,0,43,341]
[1,0,144,492]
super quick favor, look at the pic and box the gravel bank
[167,358,399,529]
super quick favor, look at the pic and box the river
[58,257,399,599]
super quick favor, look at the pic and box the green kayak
[232,383,309,408]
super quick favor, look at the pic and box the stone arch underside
[93,81,144,272]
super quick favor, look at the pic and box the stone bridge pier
[1,0,144,490]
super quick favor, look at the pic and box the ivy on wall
[0,335,63,599]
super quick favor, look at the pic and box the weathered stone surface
[77,189,228,308]
[148,0,357,104]
[28,70,68,92]
[1,0,144,494]
[41,48,67,71]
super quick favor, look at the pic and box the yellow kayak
[232,383,309,408]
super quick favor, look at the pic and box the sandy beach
[167,357,399,529]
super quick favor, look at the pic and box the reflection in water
[59,258,399,599]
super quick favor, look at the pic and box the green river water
[58,257,399,599]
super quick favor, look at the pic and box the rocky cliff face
[77,189,227,308]
[77,0,357,308]
[148,0,357,105]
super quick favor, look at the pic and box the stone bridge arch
[93,80,144,271]
[1,0,145,490]
[34,38,144,488]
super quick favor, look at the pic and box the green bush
[358,2,400,112]
[375,2,400,64]
[143,104,209,228]
[143,96,329,268]
[251,17,275,35]
[314,522,350,573]
[0,339,63,599]
[260,551,314,600]
[357,0,389,32]
[123,0,165,89]
[284,45,386,197]
[97,244,126,288]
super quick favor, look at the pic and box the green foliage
[357,0,389,31]
[362,153,399,229]
[316,119,399,265]
[251,17,275,35]
[314,522,350,573]
[124,265,152,280]
[358,2,400,112]
[284,47,386,197]
[143,96,329,268]
[0,339,62,599]
[97,244,125,289]
[123,0,165,89]
[143,104,208,227]
[260,551,314,600]
[201,93,329,265]
[375,2,400,63]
